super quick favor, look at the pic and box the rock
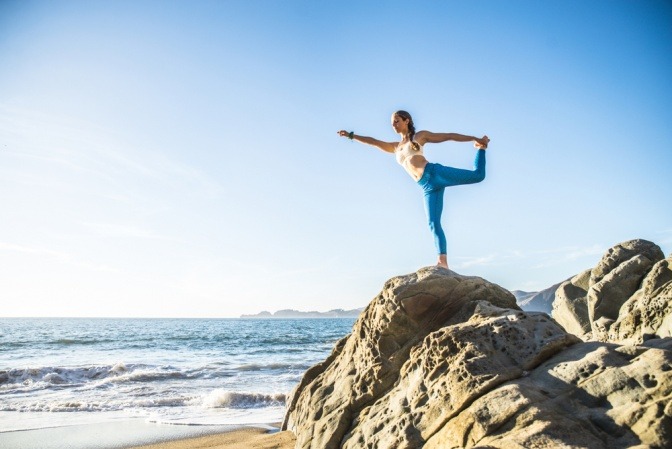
[590,239,664,286]
[552,269,592,338]
[341,302,579,449]
[424,342,672,448]
[553,239,666,342]
[609,256,672,345]
[283,267,518,449]
[588,253,661,340]
[284,242,672,448]
[587,240,664,340]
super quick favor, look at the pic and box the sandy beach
[128,427,295,449]
[0,419,294,449]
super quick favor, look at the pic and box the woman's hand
[474,135,490,149]
[336,131,396,153]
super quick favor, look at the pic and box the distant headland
[240,308,364,319]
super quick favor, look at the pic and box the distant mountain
[512,281,567,314]
[511,290,537,303]
[241,308,364,319]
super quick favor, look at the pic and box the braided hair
[394,110,420,151]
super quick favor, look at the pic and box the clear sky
[1,0,670,318]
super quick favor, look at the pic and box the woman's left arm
[416,131,489,147]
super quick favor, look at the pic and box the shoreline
[0,419,294,449]
[127,426,295,449]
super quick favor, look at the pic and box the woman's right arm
[337,130,396,153]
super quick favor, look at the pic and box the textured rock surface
[282,268,517,449]
[284,241,672,448]
[342,302,578,449]
[587,240,664,340]
[553,239,667,343]
[552,268,592,338]
[590,240,664,286]
[424,341,672,448]
[609,256,672,345]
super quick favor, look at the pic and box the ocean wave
[0,389,287,413]
[0,395,193,412]
[52,338,117,346]
[0,362,194,391]
[0,364,123,389]
[106,369,188,384]
[200,390,286,409]
[0,362,262,395]
[234,362,309,372]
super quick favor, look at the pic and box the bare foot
[475,135,489,149]
[437,255,449,270]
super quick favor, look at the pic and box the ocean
[0,317,355,441]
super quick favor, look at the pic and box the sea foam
[200,389,286,409]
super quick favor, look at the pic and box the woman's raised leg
[418,149,486,268]
[431,149,486,188]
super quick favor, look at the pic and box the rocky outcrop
[609,256,672,345]
[282,269,521,449]
[282,262,672,448]
[425,339,672,449]
[341,302,579,449]
[552,239,668,344]
[552,268,593,339]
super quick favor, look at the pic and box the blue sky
[1,0,670,317]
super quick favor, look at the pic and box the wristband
[348,131,354,140]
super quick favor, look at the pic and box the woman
[338,110,489,270]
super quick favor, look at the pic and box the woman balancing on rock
[338,110,489,270]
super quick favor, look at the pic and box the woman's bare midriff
[403,155,428,181]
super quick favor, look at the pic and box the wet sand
[127,426,295,449]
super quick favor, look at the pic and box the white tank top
[395,141,424,166]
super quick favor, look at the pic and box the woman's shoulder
[414,130,431,145]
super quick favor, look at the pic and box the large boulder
[282,268,518,449]
[424,340,672,448]
[284,242,672,448]
[283,267,672,448]
[590,239,665,286]
[552,239,666,343]
[341,302,579,449]
[552,269,592,338]
[587,240,664,339]
[608,256,672,345]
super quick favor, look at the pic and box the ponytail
[395,110,419,152]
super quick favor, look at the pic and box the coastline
[127,426,295,449]
[0,318,345,449]
[0,419,294,449]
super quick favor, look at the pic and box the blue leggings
[416,149,486,254]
